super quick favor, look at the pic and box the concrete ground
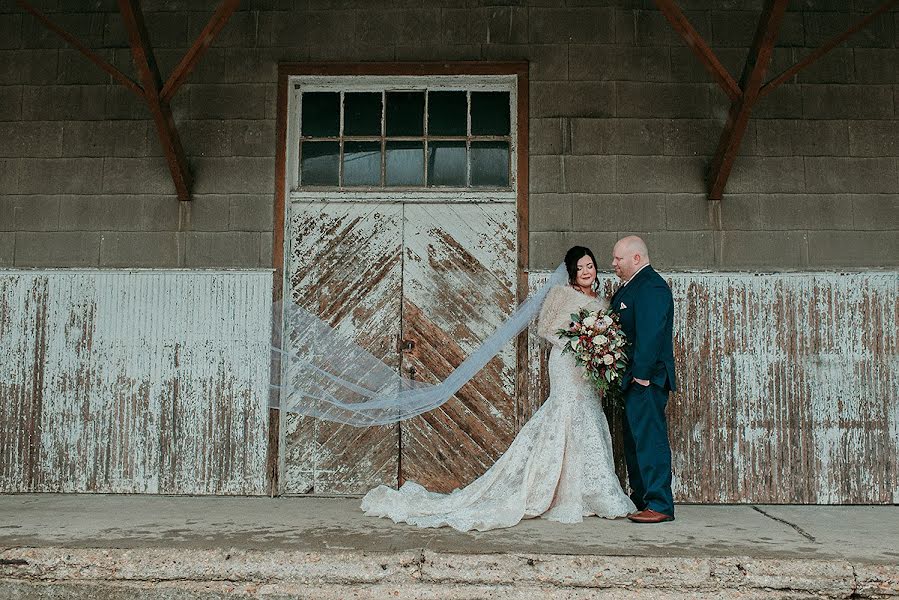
[1,494,898,598]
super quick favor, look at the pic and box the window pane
[343,141,381,186]
[344,92,381,136]
[428,91,466,136]
[386,91,425,136]
[301,92,339,137]
[301,141,339,186]
[386,141,424,186]
[470,142,510,187]
[427,141,466,187]
[471,92,510,136]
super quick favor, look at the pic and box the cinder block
[61,121,149,158]
[178,195,230,231]
[719,231,807,270]
[12,196,59,231]
[14,231,100,267]
[851,194,899,230]
[0,195,13,230]
[485,7,528,45]
[219,49,278,84]
[531,82,616,118]
[188,84,268,120]
[663,119,727,157]
[99,232,180,267]
[802,85,893,119]
[530,118,564,156]
[569,118,613,155]
[482,44,566,82]
[56,48,113,85]
[230,195,273,231]
[23,85,107,121]
[529,194,573,232]
[617,83,711,118]
[795,48,853,84]
[665,194,716,231]
[616,156,707,193]
[185,231,262,268]
[805,10,892,48]
[442,9,490,45]
[573,118,670,156]
[0,158,17,193]
[563,155,616,193]
[0,232,12,266]
[24,13,103,49]
[758,194,854,230]
[571,193,666,232]
[0,49,57,85]
[260,231,273,267]
[710,10,803,48]
[530,8,614,44]
[726,157,806,194]
[752,84,803,119]
[718,194,763,230]
[268,11,356,48]
[188,10,254,47]
[192,157,275,195]
[231,120,276,157]
[792,120,849,156]
[569,46,670,82]
[529,155,562,194]
[17,158,104,194]
[176,119,232,158]
[854,49,899,84]
[808,231,899,268]
[0,14,21,49]
[58,195,180,231]
[637,230,715,270]
[530,231,613,271]
[615,9,712,47]
[848,120,899,157]
[0,122,63,158]
[104,84,153,120]
[0,85,21,120]
[804,157,896,193]
[102,157,175,195]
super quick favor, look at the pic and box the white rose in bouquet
[582,315,597,328]
[593,334,608,346]
[602,353,615,365]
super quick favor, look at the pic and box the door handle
[400,339,416,353]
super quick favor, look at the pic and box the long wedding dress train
[360,286,636,532]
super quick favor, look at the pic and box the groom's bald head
[612,236,650,281]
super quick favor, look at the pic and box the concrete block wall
[0,0,896,271]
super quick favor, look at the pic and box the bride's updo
[564,246,598,284]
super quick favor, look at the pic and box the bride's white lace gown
[361,285,636,531]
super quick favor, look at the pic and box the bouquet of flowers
[556,308,628,403]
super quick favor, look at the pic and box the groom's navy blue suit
[611,265,676,517]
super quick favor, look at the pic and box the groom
[610,236,676,523]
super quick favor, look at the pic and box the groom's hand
[633,377,650,387]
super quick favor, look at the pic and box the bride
[361,246,637,531]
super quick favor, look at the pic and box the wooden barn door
[276,67,527,495]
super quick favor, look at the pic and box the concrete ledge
[2,547,898,599]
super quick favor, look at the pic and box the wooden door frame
[268,61,530,495]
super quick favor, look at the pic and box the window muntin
[297,87,512,190]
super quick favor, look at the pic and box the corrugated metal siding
[528,271,899,505]
[0,270,272,495]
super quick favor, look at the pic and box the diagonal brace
[17,0,143,97]
[707,0,789,201]
[118,0,192,201]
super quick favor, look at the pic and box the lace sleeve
[536,286,568,348]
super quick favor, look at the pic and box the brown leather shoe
[627,509,674,523]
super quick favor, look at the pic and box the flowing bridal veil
[270,264,568,426]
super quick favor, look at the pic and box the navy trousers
[622,382,674,517]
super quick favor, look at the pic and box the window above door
[287,75,518,197]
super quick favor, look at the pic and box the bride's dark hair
[564,246,598,284]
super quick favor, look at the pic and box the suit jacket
[610,265,677,392]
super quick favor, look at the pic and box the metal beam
[759,0,899,98]
[117,0,192,201]
[707,0,789,201]
[160,0,241,103]
[652,0,741,101]
[17,0,143,97]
